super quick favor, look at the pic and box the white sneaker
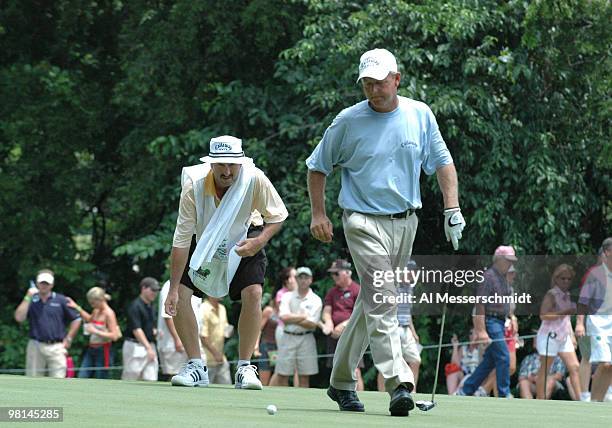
[235,364,262,390]
[580,392,591,402]
[474,386,488,397]
[604,393,612,403]
[453,387,466,396]
[171,360,209,387]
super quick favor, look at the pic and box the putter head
[415,400,436,411]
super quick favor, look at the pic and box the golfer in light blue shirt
[308,48,466,417]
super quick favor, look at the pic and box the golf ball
[266,404,277,415]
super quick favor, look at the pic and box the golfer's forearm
[308,170,327,216]
[170,246,190,290]
[436,163,459,209]
[576,314,585,326]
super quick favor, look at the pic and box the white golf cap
[36,272,54,284]
[357,48,398,83]
[296,266,313,277]
[200,135,253,165]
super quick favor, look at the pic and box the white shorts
[590,335,612,363]
[536,332,573,356]
[121,341,159,381]
[274,332,318,376]
[399,327,422,363]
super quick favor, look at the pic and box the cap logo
[213,142,233,152]
[360,57,380,72]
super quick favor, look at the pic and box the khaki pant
[121,341,159,381]
[26,340,67,378]
[331,211,417,393]
[208,361,232,384]
[400,326,422,363]
[159,349,188,375]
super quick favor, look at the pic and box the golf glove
[443,207,465,250]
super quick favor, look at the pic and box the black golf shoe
[389,384,414,416]
[327,386,365,412]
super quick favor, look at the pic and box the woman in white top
[535,264,581,399]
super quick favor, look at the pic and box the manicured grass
[1,375,609,427]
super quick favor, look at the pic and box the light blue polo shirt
[306,96,453,214]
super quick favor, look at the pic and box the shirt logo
[401,140,417,148]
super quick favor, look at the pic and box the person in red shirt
[321,259,364,390]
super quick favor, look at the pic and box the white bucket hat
[200,135,253,164]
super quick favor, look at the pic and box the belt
[371,209,416,219]
[125,337,151,343]
[284,330,314,336]
[486,312,507,321]
[35,339,62,344]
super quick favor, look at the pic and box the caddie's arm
[165,246,190,317]
[167,172,198,316]
[235,221,284,257]
[308,170,333,243]
[436,163,465,251]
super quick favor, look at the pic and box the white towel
[188,162,255,297]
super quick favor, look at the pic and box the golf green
[1,375,609,427]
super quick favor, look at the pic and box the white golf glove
[443,207,465,250]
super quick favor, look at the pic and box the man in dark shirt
[14,269,81,377]
[457,245,517,397]
[321,259,363,390]
[121,277,160,381]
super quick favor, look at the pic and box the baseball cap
[140,277,161,291]
[199,135,253,165]
[296,267,313,277]
[357,48,398,83]
[36,272,54,285]
[327,259,352,273]
[494,245,518,261]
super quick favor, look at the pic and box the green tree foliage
[1,0,609,379]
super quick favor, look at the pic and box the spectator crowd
[12,237,612,403]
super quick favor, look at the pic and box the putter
[415,301,448,412]
[543,331,557,398]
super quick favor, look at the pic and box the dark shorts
[326,336,365,369]
[258,341,277,371]
[181,227,267,301]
